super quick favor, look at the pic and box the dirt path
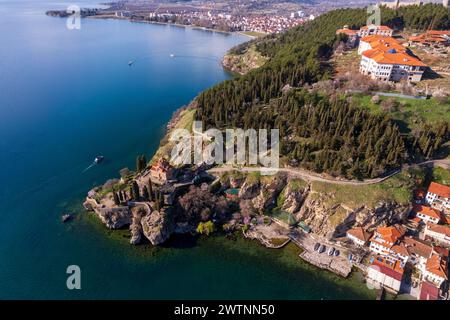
[207,159,450,186]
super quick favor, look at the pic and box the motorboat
[94,156,104,164]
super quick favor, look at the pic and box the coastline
[86,14,256,39]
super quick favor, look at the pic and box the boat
[170,53,175,58]
[334,249,340,257]
[328,247,335,256]
[314,243,320,251]
[61,214,73,223]
[94,156,104,164]
[128,60,134,66]
[319,244,326,253]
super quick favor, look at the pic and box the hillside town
[346,181,450,300]
[84,148,450,301]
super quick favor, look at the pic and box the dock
[299,250,352,278]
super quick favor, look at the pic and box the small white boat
[61,214,73,223]
[128,60,134,66]
[170,53,175,58]
[94,156,104,164]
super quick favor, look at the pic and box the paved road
[207,159,450,186]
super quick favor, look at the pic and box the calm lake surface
[0,0,376,299]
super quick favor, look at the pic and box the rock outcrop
[141,207,175,245]
[252,175,286,213]
[296,192,410,239]
[129,210,144,245]
[238,177,260,199]
[97,206,132,229]
[280,180,308,214]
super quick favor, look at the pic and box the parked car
[328,247,335,256]
[314,243,320,251]
[319,244,326,253]
[334,250,340,257]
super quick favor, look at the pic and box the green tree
[196,221,215,236]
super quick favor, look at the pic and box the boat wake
[82,162,97,173]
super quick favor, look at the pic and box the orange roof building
[409,30,450,47]
[426,182,450,213]
[369,225,406,256]
[358,35,427,83]
[413,204,442,224]
[149,158,175,183]
[424,254,448,286]
[358,24,393,37]
[347,227,372,246]
[425,224,450,247]
[358,35,407,54]
[336,27,358,37]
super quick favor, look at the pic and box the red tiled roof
[428,182,450,198]
[392,244,410,257]
[427,223,450,238]
[413,204,441,220]
[361,35,406,53]
[426,254,448,280]
[420,281,440,300]
[371,259,404,281]
[433,246,449,259]
[362,48,427,67]
[347,227,372,242]
[336,28,358,36]
[375,225,406,244]
[403,237,433,259]
[360,25,392,31]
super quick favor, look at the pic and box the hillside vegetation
[194,4,450,179]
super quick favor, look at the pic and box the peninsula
[80,3,450,300]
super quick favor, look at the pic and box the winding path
[207,159,450,186]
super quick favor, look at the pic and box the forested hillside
[195,4,450,179]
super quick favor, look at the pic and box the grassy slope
[351,93,450,131]
[151,108,196,163]
[311,172,413,209]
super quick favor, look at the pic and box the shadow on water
[161,233,199,249]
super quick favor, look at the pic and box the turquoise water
[0,0,375,299]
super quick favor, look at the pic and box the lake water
[0,0,376,299]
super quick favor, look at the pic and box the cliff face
[296,192,410,239]
[84,194,175,246]
[222,173,411,240]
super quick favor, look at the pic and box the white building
[358,24,393,37]
[369,225,405,256]
[423,254,448,287]
[358,35,427,82]
[414,205,441,224]
[367,258,404,293]
[425,224,450,247]
[426,182,450,213]
[346,227,372,246]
